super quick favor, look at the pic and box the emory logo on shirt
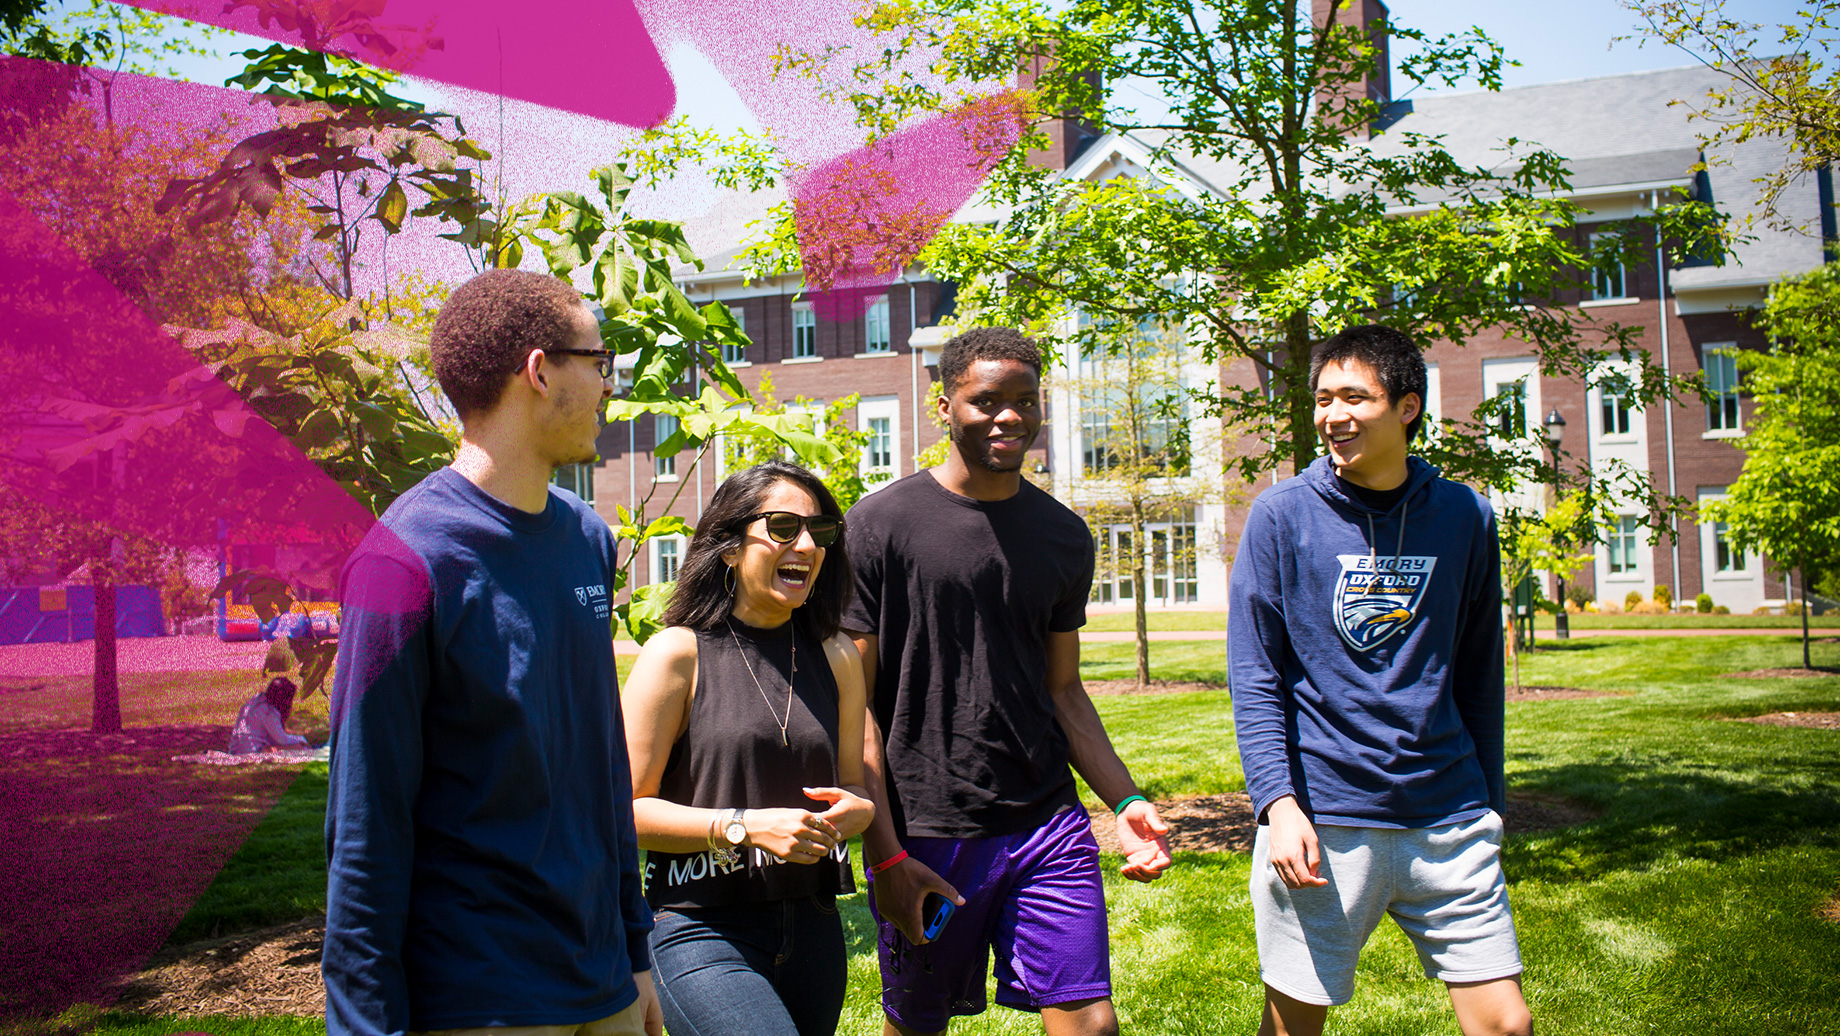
[574,584,610,619]
[1333,554,1436,652]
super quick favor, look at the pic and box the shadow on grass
[1504,759,1840,883]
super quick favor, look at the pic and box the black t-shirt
[644,620,854,908]
[1337,473,1409,513]
[843,471,1095,839]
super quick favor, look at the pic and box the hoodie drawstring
[1364,498,1409,574]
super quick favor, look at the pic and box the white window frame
[654,414,679,481]
[551,462,595,503]
[722,309,748,366]
[792,303,817,360]
[1607,515,1643,578]
[857,395,901,485]
[1705,347,1740,434]
[863,296,891,354]
[651,534,684,585]
[1588,231,1627,302]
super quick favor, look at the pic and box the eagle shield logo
[574,587,588,606]
[1333,554,1436,652]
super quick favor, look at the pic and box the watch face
[725,818,747,845]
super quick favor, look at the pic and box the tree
[1625,0,1839,232]
[1700,264,1840,670]
[1061,317,1219,689]
[721,370,881,511]
[775,0,1724,502]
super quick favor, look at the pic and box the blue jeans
[649,895,846,1036]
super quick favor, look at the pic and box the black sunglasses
[740,511,844,547]
[547,348,616,379]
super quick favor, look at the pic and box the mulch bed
[112,915,327,1019]
[1822,893,1840,925]
[1085,679,1224,696]
[1507,685,1626,701]
[0,725,301,1022]
[1735,711,1840,731]
[1723,668,1840,679]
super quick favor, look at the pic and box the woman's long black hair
[263,676,298,722]
[662,460,852,641]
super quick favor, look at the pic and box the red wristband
[868,849,908,877]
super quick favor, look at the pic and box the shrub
[1653,585,1673,609]
[1696,593,1714,613]
[1626,590,1644,612]
[1566,585,1594,609]
[1712,604,1730,614]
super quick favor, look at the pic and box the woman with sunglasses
[621,460,874,1036]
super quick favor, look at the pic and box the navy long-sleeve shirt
[1228,456,1505,829]
[323,468,651,1036]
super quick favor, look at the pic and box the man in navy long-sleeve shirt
[1228,325,1530,1036]
[324,270,660,1036]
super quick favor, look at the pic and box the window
[654,537,681,584]
[1601,390,1632,436]
[864,297,891,353]
[654,414,678,479]
[1608,516,1641,575]
[1495,380,1527,439]
[551,462,594,503]
[722,309,747,365]
[1713,521,1746,573]
[1589,232,1626,301]
[1706,350,1740,431]
[792,304,816,359]
[1081,404,1117,474]
[867,417,892,470]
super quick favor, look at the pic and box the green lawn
[70,635,1840,1035]
[1531,613,1840,630]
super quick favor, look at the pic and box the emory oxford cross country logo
[574,587,588,606]
[1333,554,1436,652]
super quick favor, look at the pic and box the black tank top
[644,619,856,908]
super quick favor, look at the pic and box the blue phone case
[922,892,956,940]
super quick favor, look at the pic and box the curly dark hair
[263,676,298,722]
[430,270,587,419]
[1309,324,1430,442]
[663,461,851,642]
[938,326,1043,395]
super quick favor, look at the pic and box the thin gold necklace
[727,618,794,746]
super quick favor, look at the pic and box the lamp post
[1543,406,1570,640]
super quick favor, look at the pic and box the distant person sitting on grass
[228,676,311,754]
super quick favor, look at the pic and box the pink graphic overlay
[120,0,675,129]
[794,92,1024,321]
[0,0,1024,1021]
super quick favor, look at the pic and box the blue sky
[89,0,1820,121]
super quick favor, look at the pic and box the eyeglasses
[740,511,844,548]
[547,348,616,379]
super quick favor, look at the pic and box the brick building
[581,43,1833,614]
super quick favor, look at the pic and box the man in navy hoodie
[323,270,661,1036]
[1228,325,1531,1036]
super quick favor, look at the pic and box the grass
[37,636,1840,1034]
[1531,613,1840,630]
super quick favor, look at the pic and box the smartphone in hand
[922,891,956,941]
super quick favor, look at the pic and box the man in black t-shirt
[845,327,1173,1036]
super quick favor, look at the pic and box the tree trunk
[1801,553,1812,671]
[91,572,121,734]
[1284,312,1316,474]
[1131,505,1149,691]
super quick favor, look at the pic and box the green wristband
[1113,794,1147,815]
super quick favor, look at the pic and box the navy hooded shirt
[1228,456,1505,829]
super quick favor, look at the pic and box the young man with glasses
[324,269,662,1036]
[844,326,1173,1036]
[1229,324,1529,1036]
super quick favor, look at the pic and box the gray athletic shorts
[1250,810,1523,1006]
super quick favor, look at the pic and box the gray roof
[1363,64,1827,290]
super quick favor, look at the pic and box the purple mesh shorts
[869,805,1112,1031]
